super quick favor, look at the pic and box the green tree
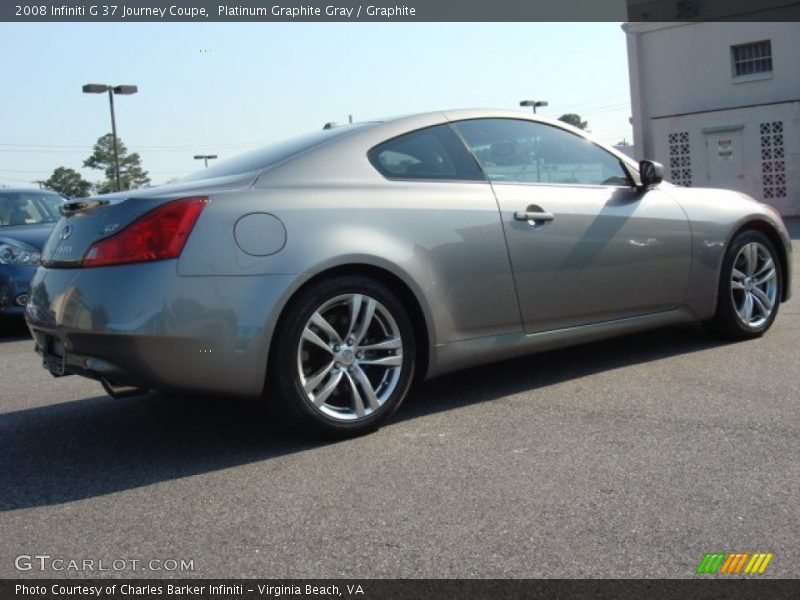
[558,113,589,131]
[37,166,92,198]
[83,133,150,193]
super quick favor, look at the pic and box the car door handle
[514,210,555,222]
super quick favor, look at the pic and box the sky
[0,22,633,188]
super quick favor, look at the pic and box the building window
[731,41,772,77]
[668,131,692,187]
[761,121,786,199]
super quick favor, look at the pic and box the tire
[705,229,782,340]
[268,275,416,437]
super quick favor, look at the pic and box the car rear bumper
[25,260,302,397]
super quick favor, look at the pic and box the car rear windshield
[181,122,376,182]
[0,191,65,226]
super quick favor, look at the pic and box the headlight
[0,240,41,265]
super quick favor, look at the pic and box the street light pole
[194,154,218,168]
[519,99,549,114]
[107,87,121,192]
[519,100,549,183]
[82,83,138,193]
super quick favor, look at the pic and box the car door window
[453,118,631,186]
[368,124,485,181]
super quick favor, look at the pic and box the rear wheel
[269,276,415,437]
[705,230,782,340]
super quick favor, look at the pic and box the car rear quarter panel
[178,181,522,347]
[174,116,527,388]
[178,114,524,358]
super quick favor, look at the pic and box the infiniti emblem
[340,349,355,365]
[60,224,72,241]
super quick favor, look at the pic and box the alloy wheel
[730,241,778,329]
[296,293,404,421]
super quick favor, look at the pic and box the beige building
[623,21,800,215]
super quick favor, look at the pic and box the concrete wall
[652,102,799,215]
[624,21,800,214]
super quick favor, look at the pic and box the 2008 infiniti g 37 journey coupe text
[26,109,792,436]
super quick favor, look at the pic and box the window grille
[760,121,786,199]
[731,41,772,77]
[668,132,692,187]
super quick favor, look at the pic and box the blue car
[0,189,67,317]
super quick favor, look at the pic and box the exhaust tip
[101,378,148,399]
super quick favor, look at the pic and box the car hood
[0,223,56,251]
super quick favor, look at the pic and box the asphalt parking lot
[1,221,798,579]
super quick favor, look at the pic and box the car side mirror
[638,160,664,190]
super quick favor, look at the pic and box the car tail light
[82,197,208,267]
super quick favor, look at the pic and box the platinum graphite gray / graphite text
[220,5,416,17]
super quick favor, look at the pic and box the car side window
[452,118,631,186]
[368,124,484,181]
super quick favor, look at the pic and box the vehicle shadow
[0,323,728,511]
[0,318,30,342]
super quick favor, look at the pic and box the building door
[704,128,745,192]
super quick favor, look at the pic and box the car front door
[452,118,692,334]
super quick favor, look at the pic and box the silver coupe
[26,109,792,436]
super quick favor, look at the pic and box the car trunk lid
[40,171,255,267]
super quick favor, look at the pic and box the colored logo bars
[696,552,773,574]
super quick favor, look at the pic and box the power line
[0,143,89,149]
[0,140,265,150]
[0,146,251,155]
[0,177,41,184]
[546,103,630,117]
[535,96,631,114]
[0,149,88,154]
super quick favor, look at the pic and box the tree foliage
[83,133,150,193]
[38,166,92,198]
[558,113,589,131]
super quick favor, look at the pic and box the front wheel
[269,276,416,437]
[705,229,782,340]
